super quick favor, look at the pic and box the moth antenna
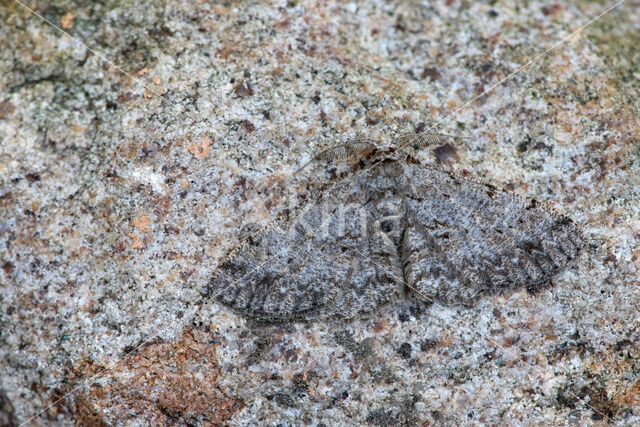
[393,130,469,153]
[294,140,376,175]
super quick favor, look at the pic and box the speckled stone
[1,0,639,425]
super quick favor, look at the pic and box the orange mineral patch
[58,327,243,425]
[132,215,152,233]
[60,12,75,29]
[127,232,144,249]
[187,135,212,159]
[615,380,640,412]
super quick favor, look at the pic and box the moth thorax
[376,195,406,248]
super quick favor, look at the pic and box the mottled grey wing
[401,164,585,303]
[209,172,403,321]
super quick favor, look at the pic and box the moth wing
[210,170,403,321]
[401,164,585,303]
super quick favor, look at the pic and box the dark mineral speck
[398,342,412,359]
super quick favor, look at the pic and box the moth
[207,133,585,321]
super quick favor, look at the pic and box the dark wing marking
[401,163,585,303]
[209,167,402,321]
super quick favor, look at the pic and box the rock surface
[1,0,639,425]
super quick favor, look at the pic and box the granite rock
[1,0,639,425]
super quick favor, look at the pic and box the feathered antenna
[294,140,377,175]
[393,130,468,151]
